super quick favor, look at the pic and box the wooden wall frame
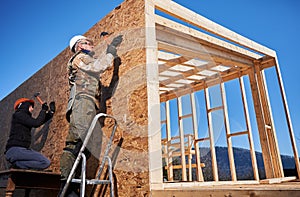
[145,0,300,189]
[0,0,298,196]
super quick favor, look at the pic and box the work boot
[57,180,80,197]
[66,191,79,197]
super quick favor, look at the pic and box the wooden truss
[145,0,300,184]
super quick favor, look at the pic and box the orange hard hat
[14,98,35,110]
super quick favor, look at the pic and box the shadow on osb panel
[31,119,52,151]
[90,137,124,197]
[98,56,122,127]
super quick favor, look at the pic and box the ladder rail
[60,113,116,197]
[96,122,118,179]
[80,154,86,197]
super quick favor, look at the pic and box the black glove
[49,101,56,113]
[42,103,49,111]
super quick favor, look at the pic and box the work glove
[49,101,56,113]
[42,103,49,111]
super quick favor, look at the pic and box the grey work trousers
[60,95,102,180]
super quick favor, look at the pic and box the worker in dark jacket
[5,97,55,170]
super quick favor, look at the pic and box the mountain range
[164,146,297,181]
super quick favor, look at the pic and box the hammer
[34,92,44,104]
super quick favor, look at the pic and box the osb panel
[0,0,151,196]
[0,50,71,173]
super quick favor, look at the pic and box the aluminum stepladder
[60,113,117,197]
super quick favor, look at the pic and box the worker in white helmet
[58,33,123,197]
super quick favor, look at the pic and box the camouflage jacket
[66,50,114,114]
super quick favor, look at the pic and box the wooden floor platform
[152,179,300,197]
[0,169,60,197]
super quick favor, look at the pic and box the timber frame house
[146,0,300,188]
[1,0,300,196]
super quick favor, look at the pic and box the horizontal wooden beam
[260,56,276,70]
[152,189,299,197]
[156,27,254,68]
[260,177,297,184]
[195,137,210,142]
[164,163,205,170]
[207,106,223,113]
[227,131,249,138]
[160,67,252,102]
[160,57,252,102]
[155,15,262,60]
[154,0,276,57]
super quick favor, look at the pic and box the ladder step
[87,179,111,185]
[265,125,272,129]
[72,178,111,185]
[71,179,82,183]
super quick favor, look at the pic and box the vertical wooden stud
[239,76,259,181]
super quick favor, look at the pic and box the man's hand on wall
[49,101,56,113]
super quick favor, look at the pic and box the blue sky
[0,1,299,155]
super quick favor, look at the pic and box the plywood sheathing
[0,50,70,173]
[0,0,299,196]
[0,0,152,196]
[74,0,152,195]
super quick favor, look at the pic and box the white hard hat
[69,35,87,53]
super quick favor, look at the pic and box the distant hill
[164,146,297,181]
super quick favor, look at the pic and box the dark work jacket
[5,102,53,151]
